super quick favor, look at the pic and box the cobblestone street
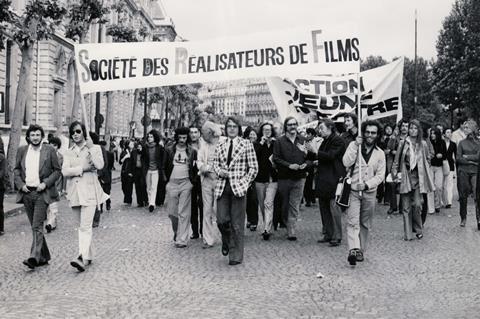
[1,182,479,318]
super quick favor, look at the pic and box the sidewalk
[4,170,121,218]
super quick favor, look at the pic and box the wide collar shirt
[25,144,42,187]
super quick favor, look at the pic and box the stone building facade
[0,0,176,148]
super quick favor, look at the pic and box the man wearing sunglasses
[342,120,386,266]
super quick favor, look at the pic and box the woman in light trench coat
[391,120,434,241]
[62,121,109,272]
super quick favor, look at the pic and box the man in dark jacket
[315,119,346,247]
[165,127,198,248]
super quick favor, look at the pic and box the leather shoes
[23,258,36,269]
[228,260,242,266]
[45,224,52,233]
[287,236,297,241]
[460,219,466,227]
[190,234,200,239]
[329,240,341,247]
[221,242,229,256]
[347,249,357,266]
[37,260,49,267]
[70,257,85,272]
[149,205,155,212]
[262,231,270,241]
[175,243,187,248]
[317,237,332,243]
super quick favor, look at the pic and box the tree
[360,55,388,71]
[433,0,480,123]
[0,0,66,187]
[65,0,109,123]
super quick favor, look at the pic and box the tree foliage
[0,0,13,50]
[65,0,109,42]
[433,0,480,121]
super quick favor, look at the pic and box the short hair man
[189,125,203,239]
[165,127,198,248]
[14,125,61,269]
[340,113,359,145]
[45,136,64,233]
[342,120,386,265]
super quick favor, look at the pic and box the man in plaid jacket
[213,117,258,266]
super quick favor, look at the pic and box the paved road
[1,183,479,318]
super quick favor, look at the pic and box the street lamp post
[143,87,148,141]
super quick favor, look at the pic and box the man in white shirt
[14,125,61,270]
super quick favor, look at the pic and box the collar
[28,144,42,152]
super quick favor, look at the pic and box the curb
[4,176,121,219]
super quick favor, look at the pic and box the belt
[26,186,38,191]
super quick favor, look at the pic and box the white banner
[75,27,360,94]
[267,57,404,124]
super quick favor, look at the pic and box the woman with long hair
[254,122,278,240]
[243,126,259,231]
[129,142,148,207]
[429,128,447,212]
[119,139,135,205]
[392,120,434,241]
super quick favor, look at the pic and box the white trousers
[443,171,454,206]
[432,166,444,209]
[73,205,96,260]
[146,170,159,206]
[201,177,221,246]
[46,201,58,228]
[255,182,278,234]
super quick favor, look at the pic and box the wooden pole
[357,71,362,197]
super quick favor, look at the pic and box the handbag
[335,165,355,209]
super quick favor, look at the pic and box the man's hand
[355,136,363,146]
[85,136,94,149]
[128,173,133,177]
[36,182,46,192]
[21,185,31,193]
[436,153,443,159]
[356,183,367,191]
[260,136,267,145]
[289,164,300,170]
[299,163,307,170]
[219,170,229,178]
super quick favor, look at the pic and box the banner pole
[77,79,91,134]
[357,70,362,197]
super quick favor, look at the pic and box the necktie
[227,139,233,166]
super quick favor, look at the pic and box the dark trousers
[191,179,203,236]
[23,191,50,263]
[0,190,4,232]
[101,182,111,209]
[377,182,385,203]
[318,196,342,241]
[246,184,258,226]
[156,178,166,206]
[304,169,315,204]
[388,183,399,211]
[273,192,284,230]
[121,174,134,204]
[217,181,247,263]
[457,170,479,222]
[134,168,148,206]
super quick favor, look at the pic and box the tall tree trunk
[70,33,86,122]
[7,44,34,188]
[104,91,113,142]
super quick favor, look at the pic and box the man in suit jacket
[213,117,258,265]
[14,124,61,269]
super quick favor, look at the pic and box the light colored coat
[213,137,258,198]
[391,138,435,194]
[62,144,109,207]
[342,141,386,192]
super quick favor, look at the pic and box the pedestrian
[314,119,346,247]
[254,122,278,241]
[62,121,109,272]
[119,140,135,205]
[14,124,61,269]
[214,117,258,265]
[340,113,359,146]
[429,128,447,213]
[391,120,434,241]
[189,125,203,239]
[273,116,309,241]
[451,117,468,145]
[272,122,285,231]
[90,133,107,228]
[443,128,457,208]
[164,127,198,248]
[0,152,5,236]
[456,120,480,228]
[303,128,321,207]
[144,129,166,212]
[342,120,386,266]
[377,124,393,205]
[130,142,148,207]
[385,120,409,215]
[197,121,222,248]
[98,140,114,212]
[243,126,259,231]
[45,136,64,233]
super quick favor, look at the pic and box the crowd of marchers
[2,113,480,269]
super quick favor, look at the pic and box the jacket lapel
[21,147,27,174]
[229,139,245,168]
[39,146,48,173]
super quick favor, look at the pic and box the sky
[162,0,455,61]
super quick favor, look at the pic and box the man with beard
[273,116,309,241]
[342,120,386,266]
[165,127,198,248]
[15,124,61,269]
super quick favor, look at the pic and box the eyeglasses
[364,130,378,136]
[73,129,82,135]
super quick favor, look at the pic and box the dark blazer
[143,144,166,179]
[254,141,278,183]
[98,147,114,184]
[14,144,61,204]
[164,144,198,184]
[315,133,346,199]
[445,140,457,171]
[0,153,6,191]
